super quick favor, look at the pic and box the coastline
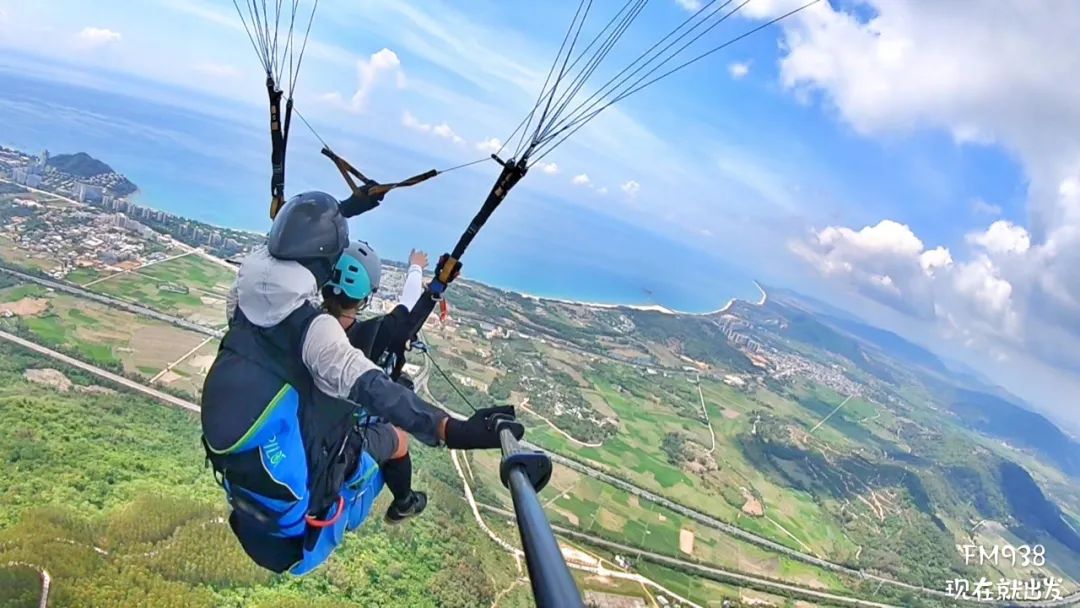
[516,279,769,317]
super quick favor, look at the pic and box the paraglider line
[424,351,478,414]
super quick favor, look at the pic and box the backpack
[201,307,385,574]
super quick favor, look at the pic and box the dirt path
[520,399,604,448]
[81,250,196,287]
[2,561,50,608]
[150,334,216,383]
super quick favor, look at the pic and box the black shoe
[384,491,427,525]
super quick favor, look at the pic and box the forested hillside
[0,342,521,608]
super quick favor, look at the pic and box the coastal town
[0,146,260,265]
[0,144,868,414]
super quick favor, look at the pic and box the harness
[200,305,383,574]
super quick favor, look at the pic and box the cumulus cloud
[967,221,1030,255]
[728,62,750,79]
[572,174,591,186]
[791,220,937,317]
[349,48,404,112]
[537,162,559,175]
[475,138,502,153]
[621,180,641,197]
[75,27,121,50]
[774,1,1080,374]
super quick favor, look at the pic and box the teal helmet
[327,240,381,301]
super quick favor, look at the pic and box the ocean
[0,63,758,313]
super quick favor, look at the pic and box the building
[24,173,42,189]
[74,182,105,203]
[36,150,49,171]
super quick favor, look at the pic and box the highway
[0,329,200,413]
[0,265,223,339]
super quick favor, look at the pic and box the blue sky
[3,0,1080,430]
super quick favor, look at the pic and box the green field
[517,365,857,559]
[0,284,209,394]
[470,448,851,593]
[78,254,233,326]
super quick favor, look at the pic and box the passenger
[321,242,430,525]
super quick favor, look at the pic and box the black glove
[445,406,524,450]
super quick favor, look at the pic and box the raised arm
[399,249,428,311]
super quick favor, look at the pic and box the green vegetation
[0,340,521,606]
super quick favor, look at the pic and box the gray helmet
[327,240,381,301]
[267,191,348,262]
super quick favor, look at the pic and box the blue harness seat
[201,304,384,574]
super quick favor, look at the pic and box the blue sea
[0,61,758,313]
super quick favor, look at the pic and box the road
[476,502,902,608]
[81,249,195,287]
[0,176,84,207]
[0,265,223,339]
[0,329,200,413]
[810,394,855,434]
[150,334,217,383]
[695,379,716,454]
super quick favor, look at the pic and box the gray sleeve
[302,315,447,446]
[302,315,382,397]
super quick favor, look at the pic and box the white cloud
[967,220,1030,255]
[475,138,502,153]
[728,62,750,79]
[674,0,703,12]
[349,48,404,112]
[919,246,953,275]
[572,174,591,186]
[402,110,432,133]
[621,180,641,197]
[432,123,465,145]
[537,162,559,175]
[403,111,465,145]
[970,198,1003,217]
[74,27,121,50]
[774,1,1080,377]
[597,186,609,196]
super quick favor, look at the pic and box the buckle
[305,496,345,529]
